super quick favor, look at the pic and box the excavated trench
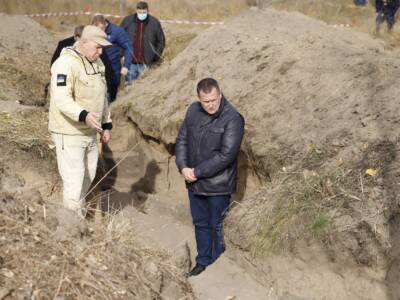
[96,107,400,299]
[97,110,263,219]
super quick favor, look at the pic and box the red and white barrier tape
[331,23,352,28]
[23,11,224,25]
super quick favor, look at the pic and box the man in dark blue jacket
[376,0,400,33]
[92,15,133,102]
[175,78,245,277]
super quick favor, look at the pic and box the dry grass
[226,140,396,263]
[162,30,197,62]
[0,0,249,30]
[271,0,400,45]
[0,190,193,299]
[227,168,362,255]
[0,55,49,106]
[0,110,52,159]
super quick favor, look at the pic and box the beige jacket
[49,46,111,136]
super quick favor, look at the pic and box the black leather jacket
[175,96,245,196]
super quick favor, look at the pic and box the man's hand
[121,67,129,76]
[181,168,197,183]
[101,129,111,144]
[85,112,103,133]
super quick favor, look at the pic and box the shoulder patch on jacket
[56,74,67,86]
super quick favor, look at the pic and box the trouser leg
[386,10,396,31]
[208,194,231,263]
[52,134,97,216]
[80,136,99,212]
[376,11,385,32]
[107,72,120,103]
[126,64,145,83]
[189,191,213,266]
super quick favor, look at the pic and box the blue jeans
[188,191,230,266]
[126,63,145,83]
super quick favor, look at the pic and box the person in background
[375,0,400,33]
[353,0,368,6]
[92,15,133,102]
[120,1,165,84]
[49,26,113,217]
[175,78,245,277]
[51,25,84,66]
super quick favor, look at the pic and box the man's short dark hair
[74,25,85,38]
[197,78,220,95]
[91,14,107,26]
[137,1,149,10]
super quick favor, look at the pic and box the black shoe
[185,263,206,277]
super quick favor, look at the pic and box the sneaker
[185,263,206,277]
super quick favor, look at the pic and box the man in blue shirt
[92,15,133,102]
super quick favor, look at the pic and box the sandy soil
[4,4,400,300]
[111,6,400,300]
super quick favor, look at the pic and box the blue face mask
[137,13,148,21]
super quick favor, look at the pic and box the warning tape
[23,11,224,25]
[331,24,352,28]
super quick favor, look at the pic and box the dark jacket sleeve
[155,20,166,57]
[115,27,133,69]
[376,0,383,11]
[175,115,189,172]
[120,16,128,30]
[51,41,65,66]
[194,114,245,179]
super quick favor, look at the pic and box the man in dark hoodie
[376,0,400,33]
[120,1,165,84]
[175,78,245,277]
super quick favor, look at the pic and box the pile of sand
[0,14,54,105]
[116,7,400,299]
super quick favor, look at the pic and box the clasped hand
[181,168,197,183]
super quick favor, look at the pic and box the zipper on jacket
[139,23,144,62]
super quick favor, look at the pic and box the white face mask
[137,13,148,21]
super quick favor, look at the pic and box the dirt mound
[0,13,195,300]
[113,7,400,299]
[0,13,53,105]
[0,13,54,55]
[0,147,194,300]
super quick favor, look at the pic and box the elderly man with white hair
[49,25,113,216]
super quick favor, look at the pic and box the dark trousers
[188,191,230,266]
[376,8,399,30]
[107,72,120,103]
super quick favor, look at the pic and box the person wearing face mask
[175,78,245,277]
[49,25,113,217]
[120,1,165,84]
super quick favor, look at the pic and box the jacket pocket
[205,127,224,151]
[209,127,225,134]
[76,76,96,100]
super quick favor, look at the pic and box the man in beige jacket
[49,25,112,216]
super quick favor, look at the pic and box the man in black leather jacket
[175,78,245,277]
